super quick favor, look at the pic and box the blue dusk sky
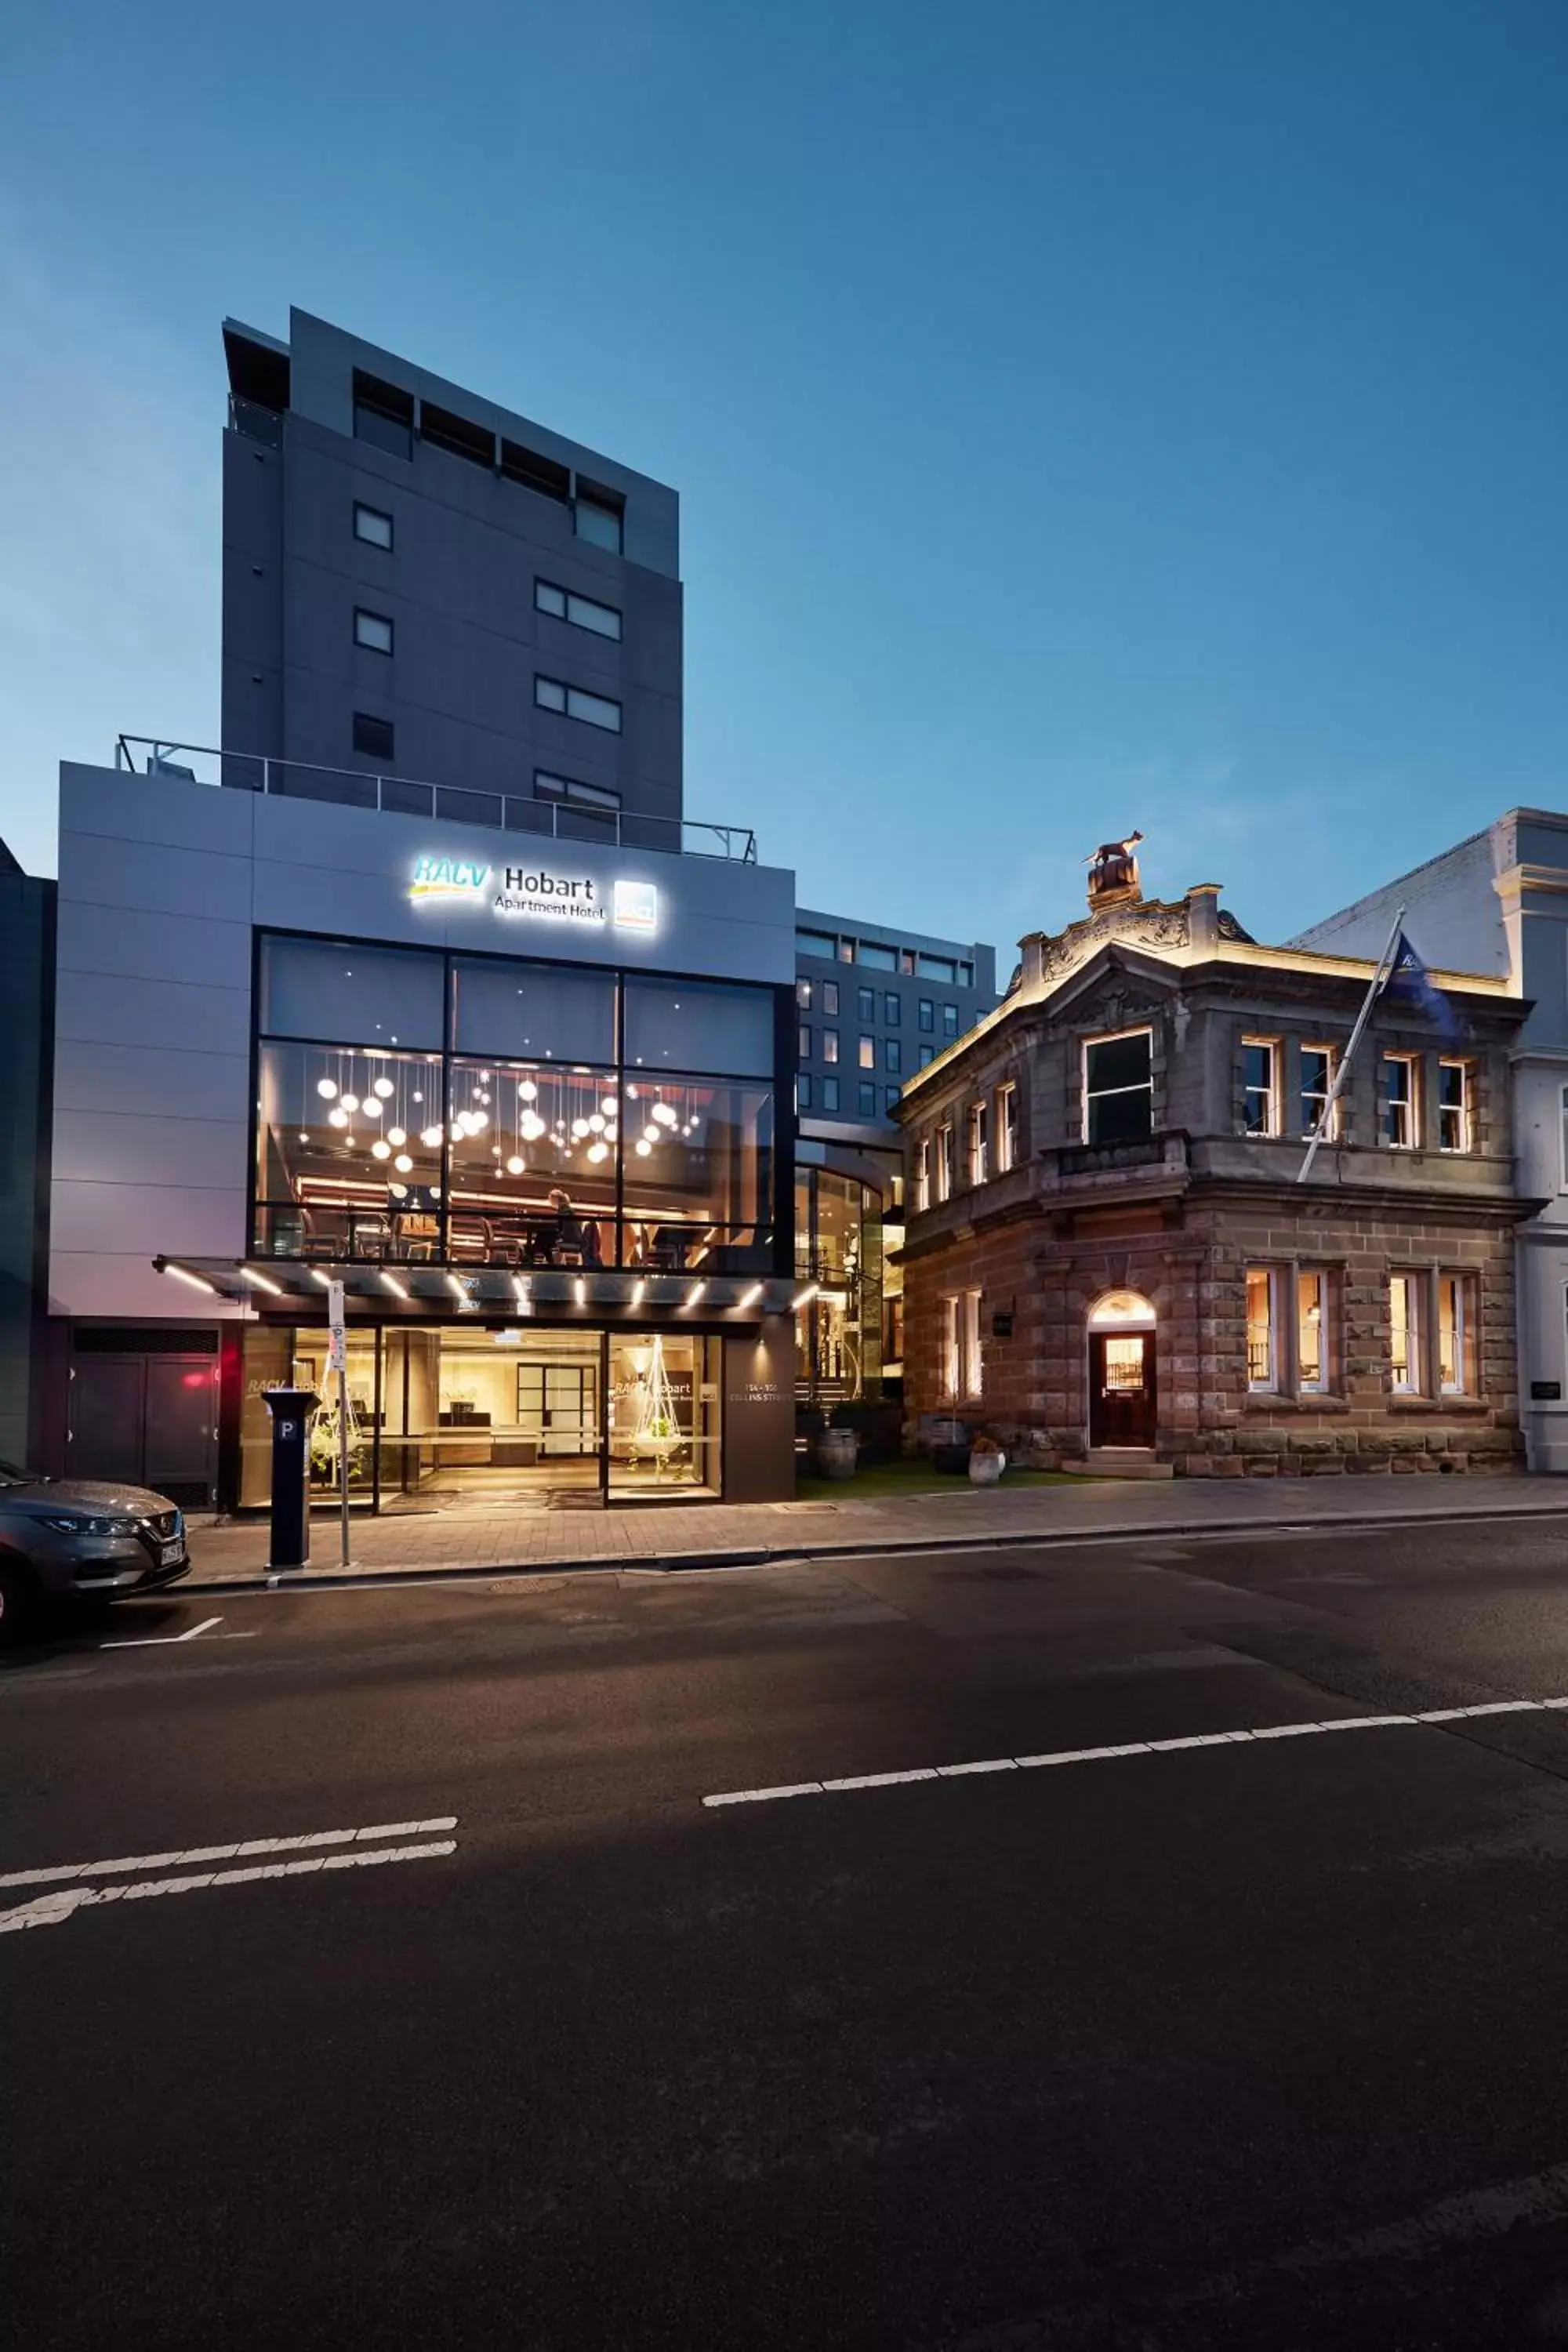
[2,0,1565,964]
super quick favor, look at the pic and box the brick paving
[177,1472,1568,1590]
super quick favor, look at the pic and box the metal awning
[151,1258,800,1321]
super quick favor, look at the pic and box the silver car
[0,1461,190,1639]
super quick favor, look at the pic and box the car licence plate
[160,1539,186,1567]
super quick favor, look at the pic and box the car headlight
[40,1515,141,1537]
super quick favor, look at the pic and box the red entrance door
[1089,1330,1156,1447]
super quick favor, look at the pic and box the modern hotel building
[33,762,797,1512]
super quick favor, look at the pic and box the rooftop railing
[113,737,758,863]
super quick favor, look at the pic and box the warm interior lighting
[684,1279,706,1308]
[446,1272,466,1298]
[380,1271,408,1298]
[737,1283,764,1309]
[630,1279,647,1307]
[239,1265,284,1295]
[793,1283,819,1308]
[309,1267,334,1289]
[574,1278,586,1306]
[163,1262,216,1294]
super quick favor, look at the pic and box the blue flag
[1377,930,1462,1040]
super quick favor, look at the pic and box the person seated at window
[547,1188,603,1267]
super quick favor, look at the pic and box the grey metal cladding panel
[223,658,282,762]
[49,1251,244,1322]
[223,436,284,568]
[54,1039,250,1122]
[60,833,254,927]
[55,899,252,991]
[223,551,283,669]
[53,1109,249,1190]
[60,765,258,860]
[55,967,251,1057]
[50,1180,248,1258]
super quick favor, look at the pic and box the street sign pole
[328,1279,350,1568]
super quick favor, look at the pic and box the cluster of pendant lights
[311,1062,701,1181]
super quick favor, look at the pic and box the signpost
[327,1279,350,1568]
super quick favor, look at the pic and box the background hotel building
[793,911,995,1405]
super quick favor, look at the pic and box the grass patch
[793,1456,1081,1502]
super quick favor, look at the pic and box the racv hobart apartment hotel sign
[40,763,800,1516]
[410,853,659,935]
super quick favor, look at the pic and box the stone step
[1062,1449,1175,1480]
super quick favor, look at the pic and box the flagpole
[1298,905,1406,1184]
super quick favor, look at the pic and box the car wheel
[0,1558,38,1646]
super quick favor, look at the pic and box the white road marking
[0,1840,456,1933]
[101,1615,223,1650]
[0,1817,458,1892]
[701,1695,1568,1808]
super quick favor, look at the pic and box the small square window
[535,676,567,713]
[354,503,394,551]
[823,1031,839,1065]
[574,490,624,553]
[535,581,568,619]
[919,1044,935,1068]
[354,608,394,655]
[918,1000,935,1033]
[352,712,394,760]
[858,1036,876,1069]
[942,1003,960,1038]
[823,982,840,1017]
[884,1038,902,1074]
[798,1024,811,1062]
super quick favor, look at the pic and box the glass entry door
[608,1332,722,1500]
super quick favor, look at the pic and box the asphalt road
[12,1515,1568,2348]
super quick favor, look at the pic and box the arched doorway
[1087,1290,1157,1449]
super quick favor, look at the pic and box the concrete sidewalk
[176,1473,1568,1592]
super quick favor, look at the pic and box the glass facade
[240,1323,724,1507]
[794,1166,887,1401]
[253,936,783,1277]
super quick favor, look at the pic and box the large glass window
[254,1040,445,1262]
[622,976,775,1076]
[451,956,615,1064]
[446,1058,619,1269]
[1083,1030,1153,1144]
[620,1073,775,1273]
[253,937,783,1273]
[608,1332,723,1496]
[260,938,445,1048]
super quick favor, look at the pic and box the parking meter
[261,1387,320,1570]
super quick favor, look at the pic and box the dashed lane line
[0,1817,459,1893]
[702,1698,1568,1807]
[0,1840,458,1934]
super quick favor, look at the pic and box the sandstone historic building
[895,852,1532,1476]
